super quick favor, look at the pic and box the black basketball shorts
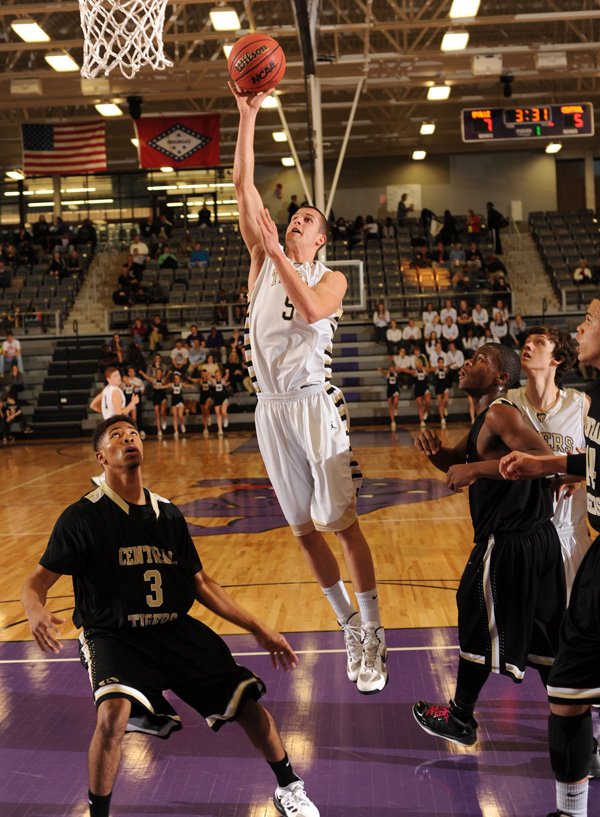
[79,615,266,736]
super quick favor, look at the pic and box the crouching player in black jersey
[412,343,566,747]
[21,415,319,817]
[501,299,600,817]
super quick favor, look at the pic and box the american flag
[21,121,107,175]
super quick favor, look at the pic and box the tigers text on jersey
[40,481,202,630]
[245,253,343,394]
[508,386,588,533]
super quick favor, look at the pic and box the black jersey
[40,483,202,630]
[123,383,135,404]
[467,398,553,543]
[583,380,600,532]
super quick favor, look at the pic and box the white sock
[556,780,588,816]
[322,580,356,624]
[356,588,382,629]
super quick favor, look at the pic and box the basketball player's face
[459,346,501,392]
[521,334,556,373]
[577,299,600,366]
[286,209,326,252]
[97,422,143,471]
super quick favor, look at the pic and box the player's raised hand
[256,208,281,258]
[28,607,65,654]
[252,624,298,672]
[228,81,273,114]
[415,428,442,456]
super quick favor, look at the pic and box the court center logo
[178,477,454,536]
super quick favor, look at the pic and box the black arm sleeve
[566,452,586,477]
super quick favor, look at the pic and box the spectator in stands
[484,252,508,283]
[402,318,422,350]
[227,328,244,355]
[386,319,403,356]
[3,243,19,270]
[393,347,414,390]
[48,251,67,280]
[186,324,204,344]
[32,215,51,250]
[439,210,458,245]
[453,268,472,293]
[1,331,24,376]
[142,352,168,381]
[109,333,125,367]
[373,301,390,345]
[333,218,349,241]
[139,216,158,241]
[456,299,473,336]
[130,285,148,306]
[422,302,438,334]
[130,318,147,347]
[233,285,248,324]
[8,306,24,334]
[0,260,11,292]
[486,202,507,255]
[490,310,509,345]
[66,248,83,278]
[465,240,484,274]
[158,244,178,270]
[466,209,482,244]
[213,291,229,325]
[49,216,68,247]
[448,241,466,270]
[158,214,173,241]
[189,241,210,271]
[170,338,189,375]
[428,340,447,369]
[430,241,449,268]
[197,202,212,228]
[122,366,145,437]
[363,215,379,243]
[287,195,299,222]
[350,215,365,248]
[424,313,442,340]
[150,313,168,338]
[492,275,512,309]
[420,207,437,240]
[397,193,414,228]
[224,350,246,393]
[462,327,481,358]
[414,247,431,268]
[382,217,397,239]
[509,312,528,348]
[130,233,149,267]
[440,299,457,324]
[112,286,130,306]
[446,341,464,386]
[206,325,225,360]
[76,218,97,253]
[14,225,33,245]
[441,315,459,348]
[3,393,31,438]
[147,328,162,354]
[493,298,509,322]
[188,338,208,373]
[7,363,25,399]
[573,256,594,306]
[472,302,489,335]
[425,332,439,362]
[17,239,37,268]
[201,353,221,377]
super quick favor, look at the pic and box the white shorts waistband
[256,383,329,402]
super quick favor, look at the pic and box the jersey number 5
[282,296,295,321]
[144,569,164,607]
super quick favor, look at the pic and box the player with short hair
[90,367,139,420]
[20,415,320,817]
[412,343,565,746]
[231,83,387,694]
[500,299,600,817]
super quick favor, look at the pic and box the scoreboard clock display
[461,103,594,142]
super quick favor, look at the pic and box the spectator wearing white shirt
[129,234,149,266]
[456,299,473,337]
[427,339,447,367]
[386,319,403,356]
[492,298,509,323]
[440,299,457,324]
[1,332,23,376]
[393,348,414,389]
[509,313,528,348]
[445,341,464,385]
[402,318,422,350]
[422,302,438,333]
[472,303,489,335]
[424,314,442,340]
[461,328,481,359]
[490,311,509,345]
[170,339,190,374]
[441,316,459,347]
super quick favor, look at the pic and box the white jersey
[507,386,588,534]
[101,384,126,419]
[245,253,342,394]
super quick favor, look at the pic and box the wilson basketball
[228,34,286,93]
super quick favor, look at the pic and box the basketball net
[79,0,173,79]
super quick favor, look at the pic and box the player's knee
[548,710,593,782]
[96,698,131,743]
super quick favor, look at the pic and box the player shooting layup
[231,84,387,694]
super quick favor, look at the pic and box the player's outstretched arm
[415,428,469,471]
[499,451,568,480]
[89,391,102,413]
[194,570,298,671]
[21,565,65,654]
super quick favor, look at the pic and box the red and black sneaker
[412,700,478,746]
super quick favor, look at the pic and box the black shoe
[412,700,478,746]
[590,737,600,779]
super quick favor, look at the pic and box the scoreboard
[461,103,594,142]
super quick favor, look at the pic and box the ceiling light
[420,121,436,135]
[95,102,122,117]
[6,170,25,181]
[209,5,241,31]
[11,19,50,43]
[45,52,79,72]
[441,30,469,51]
[449,0,480,18]
[260,94,279,109]
[222,44,234,59]
[131,138,140,148]
[412,150,427,161]
[545,142,562,154]
[272,131,288,142]
[160,166,175,173]
[281,157,295,167]
[10,78,43,96]
[427,84,451,100]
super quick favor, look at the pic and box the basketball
[227,33,286,93]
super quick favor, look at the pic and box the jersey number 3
[282,296,295,321]
[144,569,164,607]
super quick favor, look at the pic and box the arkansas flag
[134,115,220,169]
